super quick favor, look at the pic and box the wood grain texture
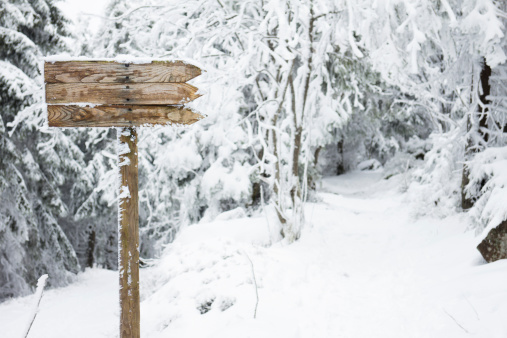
[118,127,140,338]
[46,83,200,105]
[47,105,203,127]
[44,61,201,83]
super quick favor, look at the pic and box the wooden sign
[45,60,202,127]
[43,59,204,338]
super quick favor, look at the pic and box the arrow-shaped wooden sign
[45,60,203,127]
[43,59,204,338]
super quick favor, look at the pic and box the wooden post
[118,127,140,338]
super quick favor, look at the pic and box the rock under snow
[477,220,507,262]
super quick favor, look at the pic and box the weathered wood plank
[44,61,201,83]
[47,105,203,127]
[46,83,200,105]
[118,127,140,338]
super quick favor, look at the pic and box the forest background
[1,0,507,300]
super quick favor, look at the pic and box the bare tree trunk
[461,57,491,210]
[478,60,491,144]
[290,126,303,204]
[270,64,293,226]
[289,73,302,205]
[86,228,96,268]
[272,117,286,225]
[337,139,344,175]
[280,1,315,241]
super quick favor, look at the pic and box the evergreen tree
[0,0,82,300]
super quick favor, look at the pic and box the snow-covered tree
[0,0,82,300]
[83,0,433,247]
[90,0,408,243]
[344,1,507,232]
[81,0,507,251]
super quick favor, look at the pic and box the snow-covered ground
[2,171,506,338]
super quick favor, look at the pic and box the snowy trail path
[1,171,507,338]
[267,172,507,338]
[289,172,505,338]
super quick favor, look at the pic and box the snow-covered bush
[467,146,507,237]
[408,130,464,218]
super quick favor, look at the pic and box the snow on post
[117,126,140,337]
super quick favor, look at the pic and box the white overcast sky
[56,0,108,33]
